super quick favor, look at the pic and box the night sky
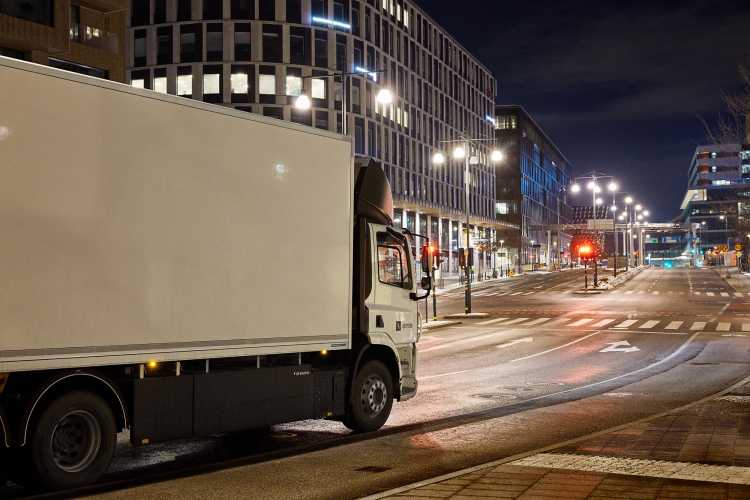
[417,0,750,221]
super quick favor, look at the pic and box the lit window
[92,28,101,38]
[403,9,409,28]
[154,76,167,93]
[396,5,401,21]
[131,79,145,89]
[712,180,730,186]
[231,72,248,94]
[203,73,220,94]
[177,74,192,95]
[403,109,408,128]
[259,74,275,94]
[286,75,302,96]
[85,26,92,39]
[382,0,387,10]
[496,202,508,215]
[312,78,326,99]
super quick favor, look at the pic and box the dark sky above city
[418,0,750,220]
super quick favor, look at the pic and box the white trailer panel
[0,57,353,372]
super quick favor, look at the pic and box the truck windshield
[377,232,413,289]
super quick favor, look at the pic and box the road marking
[475,317,509,326]
[420,330,510,353]
[665,321,684,330]
[522,291,535,295]
[625,291,635,295]
[723,334,747,337]
[694,292,701,296]
[706,292,715,297]
[639,320,660,329]
[716,322,731,331]
[496,337,534,349]
[499,317,531,326]
[600,341,640,353]
[652,291,660,295]
[496,292,509,297]
[743,323,750,332]
[736,292,744,297]
[614,319,638,328]
[523,318,551,326]
[420,370,471,380]
[509,292,523,296]
[510,453,750,486]
[568,318,594,327]
[592,319,616,328]
[721,292,730,297]
[510,331,602,363]
[690,322,707,331]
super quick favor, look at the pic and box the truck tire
[344,360,393,433]
[28,391,117,490]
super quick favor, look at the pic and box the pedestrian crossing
[463,315,750,334]
[444,288,750,299]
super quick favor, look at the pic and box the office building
[0,0,127,81]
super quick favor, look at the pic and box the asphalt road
[5,266,750,499]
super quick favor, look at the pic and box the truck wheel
[28,391,116,490]
[344,360,393,433]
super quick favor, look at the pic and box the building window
[130,69,147,89]
[154,68,168,93]
[131,0,147,26]
[336,34,347,71]
[290,27,310,65]
[286,0,302,23]
[204,0,223,19]
[355,117,365,155]
[69,5,81,41]
[177,67,193,97]
[177,0,191,21]
[333,0,347,22]
[133,30,147,66]
[203,66,222,103]
[312,78,326,99]
[262,24,282,62]
[157,26,173,65]
[232,0,254,19]
[311,0,327,17]
[315,110,330,130]
[259,66,276,102]
[180,24,202,63]
[207,24,223,61]
[263,106,284,119]
[231,64,254,103]
[286,68,302,96]
[496,202,509,215]
[154,0,167,24]
[259,0,275,20]
[234,23,251,60]
[314,30,328,68]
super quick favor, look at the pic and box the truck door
[368,225,418,345]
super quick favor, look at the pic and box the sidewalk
[370,383,750,499]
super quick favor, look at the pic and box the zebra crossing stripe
[743,323,750,332]
[509,292,523,296]
[694,292,701,296]
[665,321,684,330]
[625,291,635,295]
[706,292,715,297]
[721,292,730,297]
[690,322,707,331]
[476,317,509,326]
[614,319,638,328]
[736,292,744,297]
[523,317,551,326]
[716,322,731,332]
[500,317,530,326]
[652,291,660,295]
[592,319,616,328]
[639,320,660,329]
[568,318,594,327]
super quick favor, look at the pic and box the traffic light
[420,244,430,273]
[458,247,466,268]
[467,247,474,266]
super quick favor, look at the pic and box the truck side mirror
[421,276,431,291]
[420,245,430,274]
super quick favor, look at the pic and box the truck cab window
[377,232,412,289]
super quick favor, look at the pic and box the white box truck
[0,57,429,490]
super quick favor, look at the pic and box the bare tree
[702,59,750,145]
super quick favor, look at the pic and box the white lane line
[652,291,660,295]
[523,318,551,326]
[509,292,523,296]
[499,317,531,326]
[421,370,471,380]
[721,292,730,297]
[592,319,616,328]
[510,331,602,363]
[568,318,594,327]
[736,292,744,298]
[624,291,635,295]
[743,323,750,332]
[614,319,638,328]
[476,317,509,326]
[496,337,534,350]
[690,322,707,331]
[420,330,510,353]
[706,292,715,297]
[496,292,509,297]
[522,291,535,296]
[639,320,660,329]
[665,321,684,330]
[694,292,702,296]
[511,453,750,486]
[716,322,731,332]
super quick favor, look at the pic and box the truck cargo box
[0,57,353,372]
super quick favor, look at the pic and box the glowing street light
[432,151,446,165]
[595,198,604,205]
[570,183,581,193]
[624,196,633,205]
[294,94,312,111]
[608,182,619,192]
[586,181,597,191]
[452,146,466,160]
[375,88,394,104]
[490,149,505,163]
[635,204,643,211]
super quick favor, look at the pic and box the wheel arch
[21,371,128,447]
[354,342,401,399]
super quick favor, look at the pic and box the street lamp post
[571,172,615,288]
[432,139,504,314]
[608,182,619,277]
[720,214,729,266]
[499,239,505,277]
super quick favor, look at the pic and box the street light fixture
[608,182,619,192]
[375,88,393,105]
[293,94,312,111]
[570,183,581,193]
[432,138,505,314]
[624,196,633,205]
